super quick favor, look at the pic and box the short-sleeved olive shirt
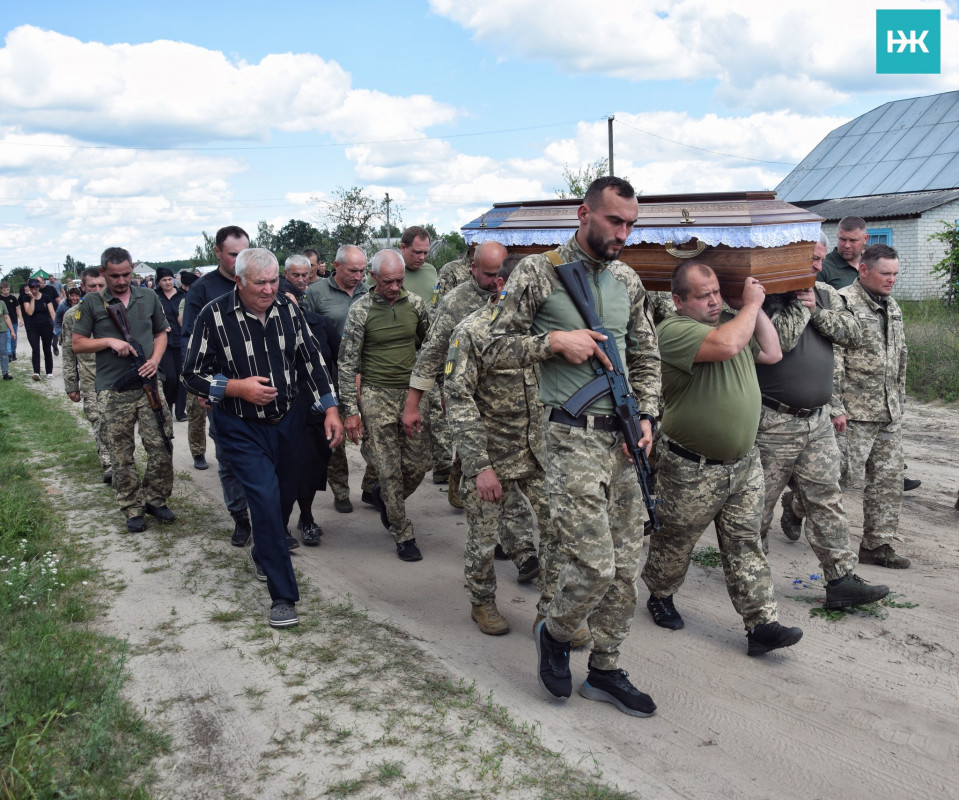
[658,314,761,461]
[73,286,169,390]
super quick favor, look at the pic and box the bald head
[471,242,508,292]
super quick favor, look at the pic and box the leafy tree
[374,222,403,239]
[6,266,31,291]
[273,219,324,264]
[313,186,391,247]
[554,158,633,199]
[63,254,86,279]
[190,231,216,266]
[929,220,959,305]
[253,220,277,252]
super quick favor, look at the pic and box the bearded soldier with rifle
[73,247,177,533]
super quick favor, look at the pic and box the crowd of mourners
[1,176,937,718]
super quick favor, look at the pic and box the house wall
[824,202,959,300]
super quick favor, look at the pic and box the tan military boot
[471,602,510,635]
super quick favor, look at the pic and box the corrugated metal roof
[796,189,959,221]
[777,91,959,202]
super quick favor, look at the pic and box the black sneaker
[517,555,540,584]
[779,491,803,541]
[494,543,509,561]
[746,621,803,656]
[145,503,176,524]
[535,619,571,699]
[249,550,267,582]
[126,515,146,533]
[371,485,390,530]
[52,342,59,356]
[286,532,300,550]
[102,469,113,484]
[361,489,382,509]
[903,477,921,492]
[193,455,209,470]
[580,665,656,717]
[647,594,684,630]
[301,522,323,546]
[230,511,252,548]
[396,538,422,562]
[2,374,11,380]
[269,600,298,628]
[824,573,889,609]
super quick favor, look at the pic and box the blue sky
[1,0,957,272]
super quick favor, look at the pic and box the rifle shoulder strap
[544,250,563,267]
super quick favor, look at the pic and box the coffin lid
[462,191,823,250]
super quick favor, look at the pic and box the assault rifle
[106,303,174,455]
[551,259,662,531]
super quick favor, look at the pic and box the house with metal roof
[776,90,959,299]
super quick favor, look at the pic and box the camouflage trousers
[461,471,546,608]
[359,385,428,542]
[841,418,903,550]
[429,382,452,474]
[97,389,174,519]
[327,444,350,502]
[186,392,207,458]
[80,390,112,471]
[755,407,856,580]
[642,441,778,630]
[543,421,645,671]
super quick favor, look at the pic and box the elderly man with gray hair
[182,247,344,629]
[338,248,431,561]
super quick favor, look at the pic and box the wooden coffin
[461,191,823,297]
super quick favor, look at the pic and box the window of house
[867,227,892,245]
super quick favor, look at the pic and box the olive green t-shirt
[401,263,438,305]
[658,314,761,461]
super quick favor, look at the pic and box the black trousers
[26,326,53,376]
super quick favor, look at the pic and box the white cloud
[0,25,457,145]
[431,0,959,111]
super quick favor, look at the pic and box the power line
[613,118,798,166]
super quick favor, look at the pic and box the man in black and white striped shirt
[182,247,344,629]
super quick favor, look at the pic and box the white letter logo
[887,29,930,53]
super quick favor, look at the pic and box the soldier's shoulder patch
[444,338,460,376]
[74,309,82,320]
[490,290,507,322]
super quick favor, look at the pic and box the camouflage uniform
[97,389,174,517]
[434,256,472,308]
[444,302,549,609]
[642,311,778,630]
[646,290,676,326]
[485,236,660,670]
[755,289,862,579]
[835,280,908,549]
[61,303,111,472]
[74,285,174,521]
[339,290,431,543]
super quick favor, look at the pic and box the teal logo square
[877,10,940,74]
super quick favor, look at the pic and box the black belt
[761,396,821,419]
[667,440,737,466]
[549,407,619,432]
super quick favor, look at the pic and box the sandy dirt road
[26,357,959,799]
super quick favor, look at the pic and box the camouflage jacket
[834,280,907,422]
[445,302,545,480]
[409,277,493,392]
[338,289,430,418]
[646,290,676,326]
[434,257,472,309]
[484,236,660,417]
[60,300,97,394]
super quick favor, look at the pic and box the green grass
[901,300,959,403]
[691,546,722,568]
[0,384,169,800]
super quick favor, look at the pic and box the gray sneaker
[249,550,267,582]
[269,600,298,628]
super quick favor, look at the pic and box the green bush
[902,300,959,403]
